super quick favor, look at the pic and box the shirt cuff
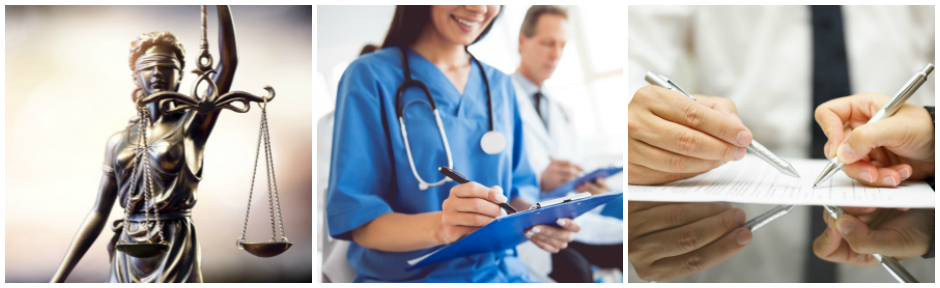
[925,106,934,128]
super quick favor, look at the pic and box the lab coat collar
[511,73,553,154]
[512,71,541,99]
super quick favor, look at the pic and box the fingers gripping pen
[823,205,917,283]
[439,167,517,214]
[645,72,800,178]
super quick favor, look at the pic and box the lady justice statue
[51,5,287,283]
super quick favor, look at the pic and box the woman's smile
[452,15,480,33]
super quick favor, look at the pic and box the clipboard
[405,192,623,270]
[541,166,623,200]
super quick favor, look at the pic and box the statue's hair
[128,31,185,72]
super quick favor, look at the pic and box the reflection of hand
[628,86,752,185]
[628,201,751,281]
[813,207,934,266]
[525,218,581,253]
[575,177,609,195]
[440,182,506,244]
[815,92,935,187]
[540,159,583,192]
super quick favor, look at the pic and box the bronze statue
[51,5,286,283]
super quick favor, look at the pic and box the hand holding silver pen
[813,64,934,187]
[644,72,801,179]
[816,205,925,283]
[627,201,752,281]
[629,73,770,185]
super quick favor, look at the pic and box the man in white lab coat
[627,5,934,282]
[512,5,623,282]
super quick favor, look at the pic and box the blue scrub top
[327,47,540,283]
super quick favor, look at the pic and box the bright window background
[316,5,623,155]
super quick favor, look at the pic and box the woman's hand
[629,86,752,185]
[813,207,934,266]
[815,92,935,187]
[440,182,507,245]
[525,218,581,253]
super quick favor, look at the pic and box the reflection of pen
[645,72,800,178]
[823,205,918,283]
[741,204,795,232]
[439,167,517,214]
[812,64,934,187]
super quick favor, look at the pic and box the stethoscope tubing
[395,46,499,190]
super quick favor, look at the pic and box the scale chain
[143,108,165,243]
[141,109,151,239]
[122,115,145,239]
[263,109,276,240]
[240,105,266,240]
[263,110,287,240]
[122,107,156,244]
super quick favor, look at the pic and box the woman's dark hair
[381,5,503,49]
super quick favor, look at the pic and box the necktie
[534,91,548,128]
[806,5,851,283]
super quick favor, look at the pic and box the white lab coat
[628,6,935,282]
[512,73,582,180]
[512,72,624,277]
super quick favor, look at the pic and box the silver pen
[645,72,800,178]
[741,204,795,232]
[823,205,918,283]
[812,63,934,187]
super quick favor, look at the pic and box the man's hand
[540,159,582,192]
[575,177,609,195]
[629,86,752,185]
[815,92,935,187]
[813,207,934,266]
[628,201,751,281]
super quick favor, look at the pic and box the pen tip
[785,167,800,178]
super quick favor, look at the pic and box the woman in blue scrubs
[327,5,581,282]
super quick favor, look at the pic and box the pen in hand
[812,63,934,187]
[644,71,801,178]
[822,205,917,283]
[439,167,517,214]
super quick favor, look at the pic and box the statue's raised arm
[137,5,275,149]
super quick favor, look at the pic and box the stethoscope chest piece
[480,130,506,155]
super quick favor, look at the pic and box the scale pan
[116,242,169,258]
[238,240,292,257]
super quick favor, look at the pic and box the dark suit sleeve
[923,106,935,259]
[926,106,934,191]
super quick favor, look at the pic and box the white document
[628,155,935,208]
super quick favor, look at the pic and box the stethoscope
[395,46,506,190]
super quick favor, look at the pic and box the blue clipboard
[405,192,623,270]
[541,166,623,200]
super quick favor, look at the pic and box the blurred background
[5,5,312,282]
[317,5,623,152]
[316,5,624,282]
